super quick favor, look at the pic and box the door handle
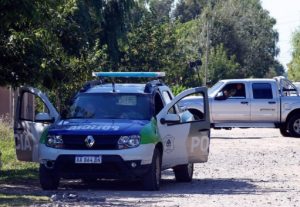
[241,101,248,104]
[268,101,276,104]
[198,129,209,132]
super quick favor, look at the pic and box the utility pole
[204,19,210,86]
[204,0,213,86]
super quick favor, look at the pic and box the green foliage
[173,0,207,23]
[0,0,284,106]
[206,44,240,84]
[0,121,38,182]
[208,0,283,78]
[0,194,49,207]
[171,85,187,96]
[288,29,300,81]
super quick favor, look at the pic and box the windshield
[208,81,224,96]
[67,93,152,120]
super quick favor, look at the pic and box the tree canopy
[0,0,284,108]
[288,29,300,81]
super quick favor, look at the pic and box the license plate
[75,156,102,164]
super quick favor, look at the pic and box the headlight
[118,135,140,149]
[46,135,64,148]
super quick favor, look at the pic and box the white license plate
[75,156,102,164]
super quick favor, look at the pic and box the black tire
[142,148,161,191]
[279,125,290,137]
[39,164,60,190]
[288,114,300,137]
[173,163,194,182]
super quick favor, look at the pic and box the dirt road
[2,128,300,206]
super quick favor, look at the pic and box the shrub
[171,85,187,96]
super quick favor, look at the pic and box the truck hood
[48,119,150,135]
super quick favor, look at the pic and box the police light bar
[92,72,165,78]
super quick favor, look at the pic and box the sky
[261,0,300,70]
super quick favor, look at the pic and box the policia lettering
[15,134,32,151]
[68,125,120,131]
[187,134,210,154]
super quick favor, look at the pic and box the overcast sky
[261,0,300,70]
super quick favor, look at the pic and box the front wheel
[288,114,300,137]
[142,148,161,191]
[39,164,60,190]
[173,163,194,182]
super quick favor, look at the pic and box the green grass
[0,194,50,206]
[0,121,38,183]
[0,121,50,206]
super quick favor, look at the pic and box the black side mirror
[160,114,181,125]
[215,95,227,100]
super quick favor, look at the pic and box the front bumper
[45,154,151,180]
[39,143,155,165]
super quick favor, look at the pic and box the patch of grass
[0,193,49,206]
[0,121,38,183]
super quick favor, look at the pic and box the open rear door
[14,87,59,162]
[156,87,210,168]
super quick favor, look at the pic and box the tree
[208,0,283,78]
[206,44,240,84]
[174,0,284,83]
[173,0,207,23]
[288,29,300,81]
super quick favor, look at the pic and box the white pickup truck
[180,76,300,137]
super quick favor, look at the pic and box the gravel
[2,128,300,206]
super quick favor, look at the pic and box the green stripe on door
[140,118,160,144]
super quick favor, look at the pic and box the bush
[171,85,187,96]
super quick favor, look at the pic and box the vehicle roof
[85,83,148,94]
[84,83,158,94]
[219,78,277,83]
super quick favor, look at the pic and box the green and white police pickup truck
[14,72,211,190]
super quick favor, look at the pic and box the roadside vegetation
[0,120,38,183]
[0,120,47,206]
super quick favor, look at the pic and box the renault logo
[85,135,95,148]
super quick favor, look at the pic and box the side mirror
[160,114,181,125]
[35,112,54,123]
[215,91,227,100]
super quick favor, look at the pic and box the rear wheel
[142,148,161,191]
[39,164,60,190]
[288,114,300,137]
[279,125,290,137]
[173,163,194,182]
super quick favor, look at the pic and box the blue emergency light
[92,72,165,78]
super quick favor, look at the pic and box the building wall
[0,87,17,124]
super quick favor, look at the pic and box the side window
[220,83,246,99]
[20,92,49,121]
[252,83,273,99]
[162,91,177,114]
[178,92,205,123]
[154,93,164,116]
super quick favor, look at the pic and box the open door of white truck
[156,87,210,168]
[14,87,59,162]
